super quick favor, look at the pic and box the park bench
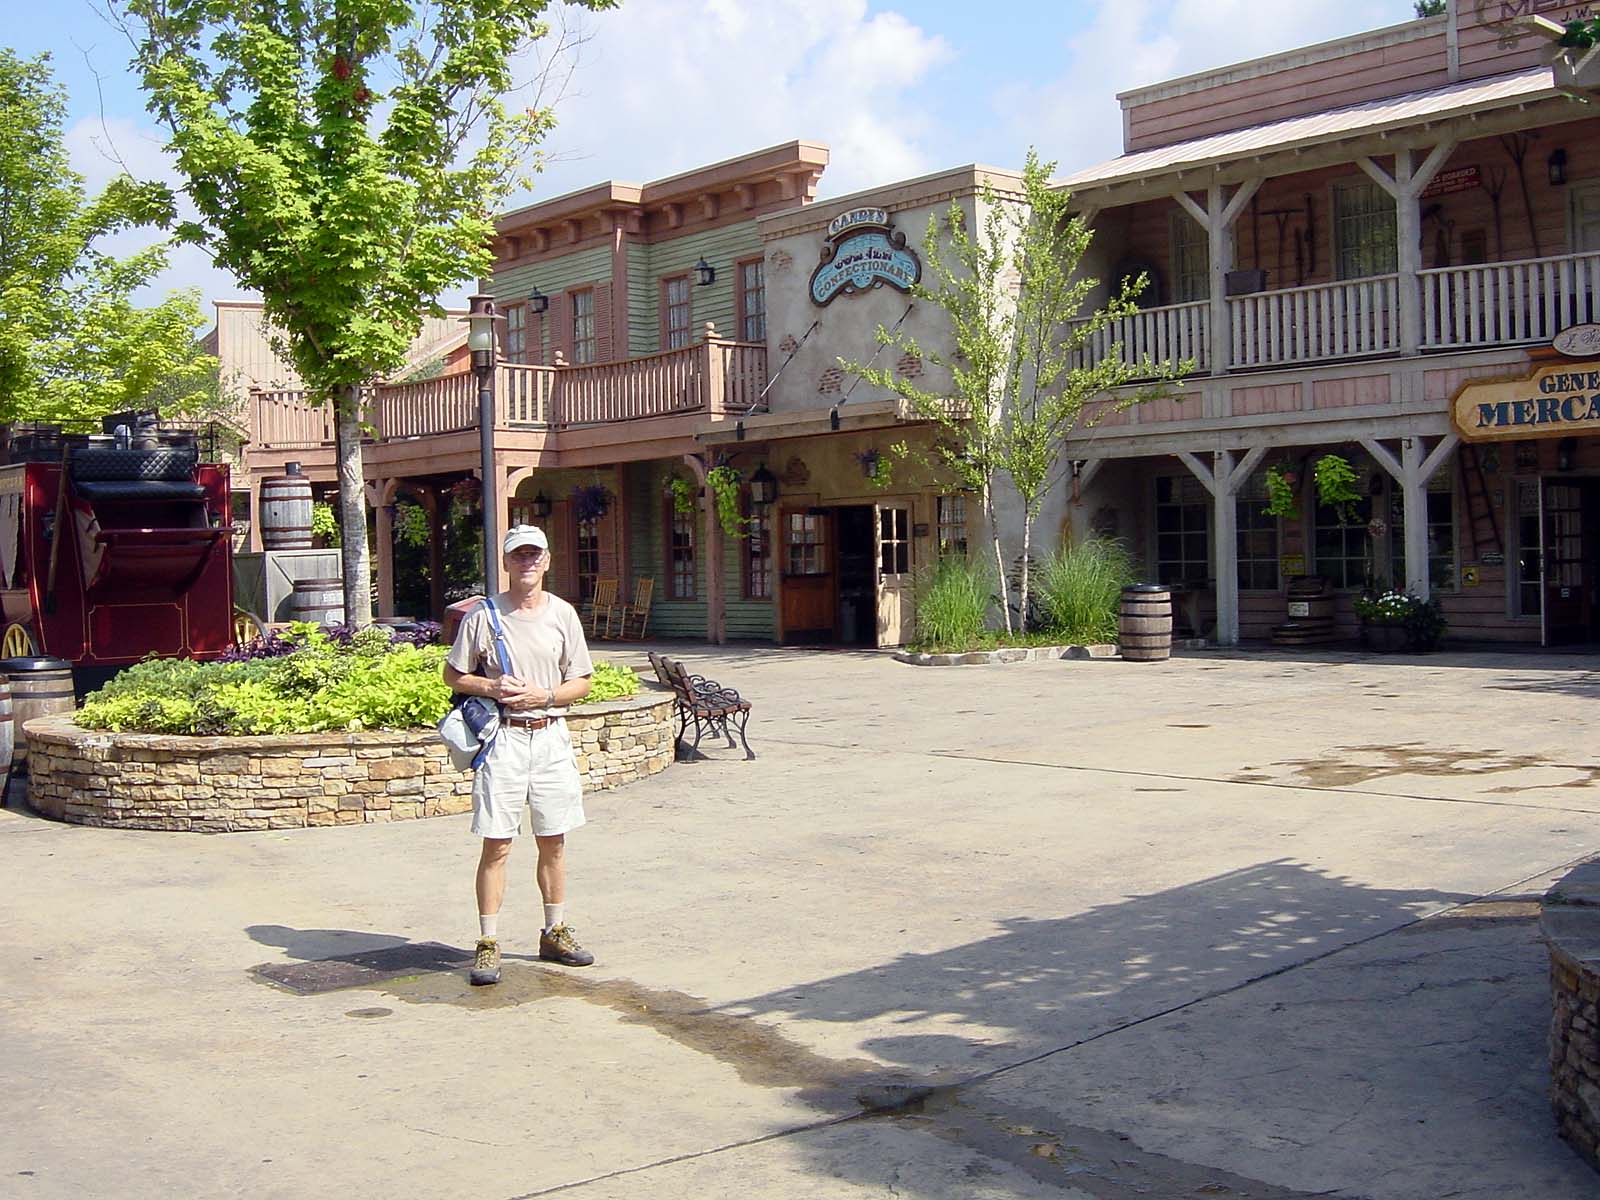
[647,651,755,761]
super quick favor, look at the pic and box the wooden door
[779,507,834,642]
[1543,480,1586,645]
[874,503,912,647]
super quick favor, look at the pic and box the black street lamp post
[466,294,506,594]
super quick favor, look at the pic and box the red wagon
[0,433,235,675]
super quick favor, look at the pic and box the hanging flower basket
[571,483,612,523]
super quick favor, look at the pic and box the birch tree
[117,0,608,625]
[856,151,1183,632]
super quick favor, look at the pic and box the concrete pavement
[2,645,1598,1198]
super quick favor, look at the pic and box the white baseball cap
[502,525,549,554]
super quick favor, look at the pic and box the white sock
[479,913,498,939]
[543,903,564,932]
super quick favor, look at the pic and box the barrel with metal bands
[1119,584,1172,662]
[290,578,345,625]
[260,475,314,550]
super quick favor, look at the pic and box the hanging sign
[1452,359,1600,441]
[1419,165,1480,199]
[1554,324,1600,357]
[810,208,921,306]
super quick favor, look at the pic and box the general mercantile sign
[1451,358,1600,442]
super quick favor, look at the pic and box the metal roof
[1059,66,1560,194]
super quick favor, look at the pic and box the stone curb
[893,644,1120,666]
[1542,858,1600,1172]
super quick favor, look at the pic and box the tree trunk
[986,483,1012,634]
[1018,518,1032,635]
[336,383,373,627]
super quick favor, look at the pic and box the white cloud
[509,0,953,203]
[993,0,1420,174]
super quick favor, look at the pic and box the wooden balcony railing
[1421,250,1600,350]
[249,330,765,450]
[1074,250,1600,380]
[1229,274,1400,368]
[1070,300,1209,375]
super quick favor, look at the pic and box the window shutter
[527,311,545,365]
[548,292,570,363]
[594,282,614,363]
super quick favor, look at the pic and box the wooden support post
[1176,445,1266,646]
[1357,142,1456,356]
[375,483,395,619]
[1174,179,1261,377]
[1360,433,1458,600]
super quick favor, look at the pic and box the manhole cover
[251,941,470,995]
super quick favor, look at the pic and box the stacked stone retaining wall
[25,689,675,832]
[1544,859,1600,1174]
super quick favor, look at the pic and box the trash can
[1119,584,1172,662]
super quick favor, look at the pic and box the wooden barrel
[260,470,314,549]
[0,656,74,772]
[290,578,345,625]
[1119,584,1172,662]
[1272,575,1336,646]
[0,679,13,793]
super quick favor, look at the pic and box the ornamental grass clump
[911,557,995,652]
[78,622,639,735]
[1036,538,1135,644]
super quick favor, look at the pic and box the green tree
[118,0,610,626]
[1414,1,1446,18]
[0,50,213,427]
[855,151,1183,633]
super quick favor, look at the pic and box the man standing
[445,525,595,985]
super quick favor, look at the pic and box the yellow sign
[1462,566,1480,588]
[1451,359,1600,442]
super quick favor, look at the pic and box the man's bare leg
[471,837,513,985]
[536,833,593,966]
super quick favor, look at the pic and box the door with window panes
[1542,481,1588,644]
[875,504,912,646]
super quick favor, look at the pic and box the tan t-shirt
[446,592,594,712]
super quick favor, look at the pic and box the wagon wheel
[1,622,35,658]
[231,608,267,650]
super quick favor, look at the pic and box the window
[662,276,691,349]
[1171,211,1209,303]
[745,496,773,600]
[1333,179,1397,280]
[1388,470,1456,591]
[503,303,527,364]
[575,516,600,602]
[571,288,596,364]
[936,494,968,558]
[786,511,827,576]
[1235,473,1279,591]
[1517,480,1541,617]
[1313,493,1373,590]
[879,508,909,575]
[667,503,695,599]
[1155,475,1209,586]
[738,259,766,342]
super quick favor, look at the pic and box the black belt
[504,715,555,729]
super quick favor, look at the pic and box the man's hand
[495,674,541,710]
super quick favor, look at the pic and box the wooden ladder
[1458,443,1503,561]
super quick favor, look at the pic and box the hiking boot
[469,936,502,986]
[539,924,594,967]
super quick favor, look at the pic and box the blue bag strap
[471,597,517,771]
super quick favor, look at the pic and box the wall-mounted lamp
[748,463,779,506]
[528,285,550,315]
[1558,437,1576,472]
[829,406,841,432]
[531,491,553,519]
[694,257,716,287]
[1550,148,1569,187]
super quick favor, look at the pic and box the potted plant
[1353,589,1446,653]
[571,483,612,523]
[1525,15,1600,97]
[705,465,746,538]
[1264,463,1299,520]
[665,472,697,517]
[1314,453,1362,526]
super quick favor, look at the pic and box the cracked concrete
[2,646,1599,1197]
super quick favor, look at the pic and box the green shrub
[78,622,639,735]
[1036,538,1135,644]
[911,556,995,651]
[574,661,638,705]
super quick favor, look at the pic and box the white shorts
[471,719,585,839]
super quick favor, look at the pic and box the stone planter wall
[25,689,675,832]
[1543,860,1600,1174]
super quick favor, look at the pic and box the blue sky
[3,0,1422,312]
